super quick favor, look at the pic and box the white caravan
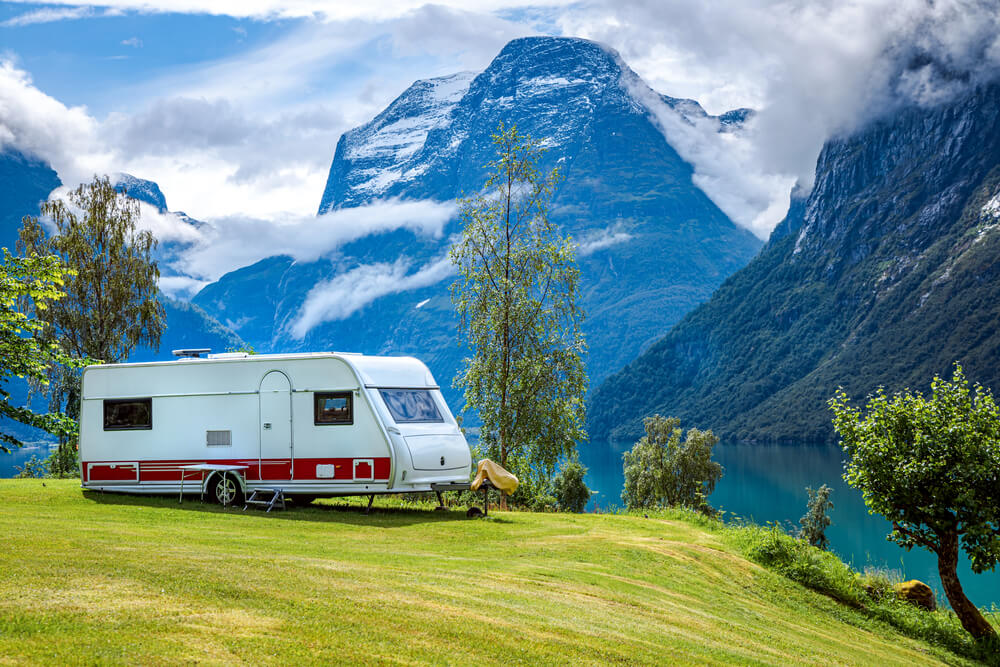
[79,351,473,504]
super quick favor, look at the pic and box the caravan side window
[314,392,353,425]
[103,398,152,430]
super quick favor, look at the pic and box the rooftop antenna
[172,348,211,359]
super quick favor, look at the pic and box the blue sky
[1,0,997,297]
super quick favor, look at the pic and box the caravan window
[314,392,353,425]
[103,398,152,430]
[379,389,444,423]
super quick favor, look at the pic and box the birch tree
[450,123,587,498]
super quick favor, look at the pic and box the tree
[622,415,723,512]
[798,484,834,550]
[0,249,79,452]
[450,123,587,498]
[18,176,165,473]
[552,456,591,513]
[830,364,1000,640]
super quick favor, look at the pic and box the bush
[798,484,833,550]
[622,415,722,512]
[552,457,590,512]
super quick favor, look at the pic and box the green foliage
[798,484,834,550]
[551,456,591,512]
[830,363,1000,639]
[729,522,999,664]
[18,175,165,364]
[450,122,587,489]
[226,344,257,355]
[0,249,80,452]
[621,415,722,512]
[14,454,49,478]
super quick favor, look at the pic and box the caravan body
[79,352,472,500]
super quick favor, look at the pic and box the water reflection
[580,440,1000,608]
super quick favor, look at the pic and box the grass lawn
[0,479,980,665]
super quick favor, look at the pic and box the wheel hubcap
[216,476,237,504]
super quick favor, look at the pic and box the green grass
[0,480,988,665]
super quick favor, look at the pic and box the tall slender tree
[18,176,165,472]
[450,122,587,500]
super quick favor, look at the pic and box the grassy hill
[0,480,990,664]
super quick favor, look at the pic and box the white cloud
[1,6,94,27]
[164,198,456,282]
[290,254,454,339]
[121,37,143,48]
[0,60,109,185]
[564,0,1000,212]
[576,224,632,256]
[158,275,210,299]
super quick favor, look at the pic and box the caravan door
[259,371,293,480]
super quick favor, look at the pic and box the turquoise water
[580,440,1000,609]
[0,444,53,477]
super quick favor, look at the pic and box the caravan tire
[210,473,244,507]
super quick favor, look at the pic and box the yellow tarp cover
[471,459,519,495]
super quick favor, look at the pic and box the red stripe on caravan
[82,458,392,483]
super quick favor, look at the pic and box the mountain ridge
[588,82,1000,443]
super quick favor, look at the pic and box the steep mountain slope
[194,37,762,403]
[589,83,1000,443]
[0,149,60,252]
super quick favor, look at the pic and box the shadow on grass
[80,490,515,527]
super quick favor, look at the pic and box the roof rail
[172,348,211,358]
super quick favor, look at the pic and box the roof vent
[172,348,211,358]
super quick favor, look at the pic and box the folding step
[243,488,286,512]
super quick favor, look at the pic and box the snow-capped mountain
[194,36,763,408]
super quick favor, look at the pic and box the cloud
[290,254,454,339]
[161,198,456,282]
[576,224,632,256]
[0,60,108,185]
[562,0,1000,212]
[121,37,143,48]
[158,275,210,299]
[1,6,94,27]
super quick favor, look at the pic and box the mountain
[194,37,762,407]
[588,83,1000,443]
[0,149,60,252]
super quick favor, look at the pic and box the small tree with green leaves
[798,484,834,550]
[18,175,165,473]
[622,415,723,512]
[830,364,1000,641]
[0,249,79,452]
[450,123,587,500]
[552,456,591,513]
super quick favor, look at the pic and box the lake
[579,440,1000,609]
[0,443,54,478]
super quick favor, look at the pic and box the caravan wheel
[211,473,244,506]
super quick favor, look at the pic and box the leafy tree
[552,456,591,513]
[0,249,79,452]
[450,122,587,499]
[830,364,1000,640]
[798,484,834,550]
[18,176,165,473]
[622,415,723,512]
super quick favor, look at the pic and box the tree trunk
[936,529,997,639]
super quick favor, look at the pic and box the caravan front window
[379,389,444,423]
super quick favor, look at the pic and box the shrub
[552,457,591,512]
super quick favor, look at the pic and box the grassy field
[0,479,986,665]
